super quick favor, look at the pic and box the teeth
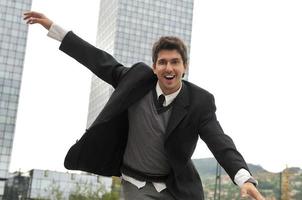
[165,75,175,78]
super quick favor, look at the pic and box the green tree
[49,183,64,200]
[69,181,106,200]
[101,192,119,200]
[36,181,64,200]
[100,177,121,200]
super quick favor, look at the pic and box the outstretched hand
[240,182,265,200]
[23,11,53,30]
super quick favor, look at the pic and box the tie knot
[157,94,165,108]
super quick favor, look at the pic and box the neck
[158,82,182,95]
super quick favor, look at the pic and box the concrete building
[86,0,194,127]
[0,0,32,198]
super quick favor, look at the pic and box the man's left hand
[240,182,265,200]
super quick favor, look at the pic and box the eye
[157,60,167,66]
[171,59,181,65]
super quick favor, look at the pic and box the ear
[152,63,157,74]
[182,63,188,78]
[184,63,188,70]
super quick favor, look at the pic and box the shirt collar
[155,82,182,107]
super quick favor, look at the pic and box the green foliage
[69,181,106,200]
[35,181,65,200]
[50,183,64,200]
[193,158,302,199]
[35,177,122,200]
[202,171,302,200]
[101,176,121,200]
[68,177,121,200]
[101,192,119,200]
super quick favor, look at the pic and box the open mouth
[164,75,175,80]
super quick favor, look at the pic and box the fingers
[23,11,53,30]
[240,187,249,199]
[23,11,44,19]
[25,17,41,25]
[241,184,265,200]
[248,188,265,200]
[23,16,37,25]
[23,12,36,24]
[23,11,44,23]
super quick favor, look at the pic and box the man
[24,11,264,200]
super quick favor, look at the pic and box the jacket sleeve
[59,31,128,88]
[198,94,250,184]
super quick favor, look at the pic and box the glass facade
[0,0,32,198]
[3,172,29,200]
[27,169,110,200]
[3,169,111,200]
[87,0,194,127]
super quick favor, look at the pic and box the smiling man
[153,49,186,95]
[24,11,264,200]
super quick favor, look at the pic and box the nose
[165,63,173,72]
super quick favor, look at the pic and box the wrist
[245,177,258,187]
[45,20,53,30]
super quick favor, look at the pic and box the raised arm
[59,31,127,88]
[23,11,128,88]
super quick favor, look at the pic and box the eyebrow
[157,58,181,62]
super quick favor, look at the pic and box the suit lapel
[165,83,189,140]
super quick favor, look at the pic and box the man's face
[153,49,187,95]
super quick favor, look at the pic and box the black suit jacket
[60,32,249,200]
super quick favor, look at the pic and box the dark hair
[152,36,188,65]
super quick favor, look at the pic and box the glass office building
[0,0,32,198]
[87,0,194,127]
[3,169,111,200]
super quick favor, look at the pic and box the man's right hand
[23,11,53,30]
